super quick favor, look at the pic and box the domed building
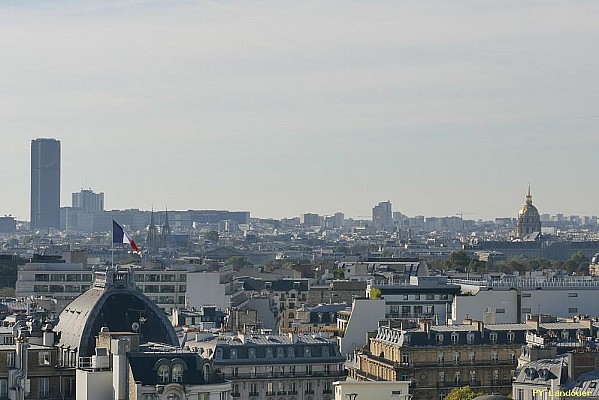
[516,187,541,240]
[53,266,179,365]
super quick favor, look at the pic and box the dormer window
[230,349,237,360]
[489,332,497,344]
[249,348,256,359]
[304,347,311,358]
[277,348,284,358]
[158,364,170,383]
[507,332,515,344]
[451,333,459,344]
[266,348,273,358]
[561,331,570,340]
[171,364,183,383]
[288,348,295,358]
[466,333,474,344]
[436,333,444,344]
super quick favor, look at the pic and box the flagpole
[111,219,115,267]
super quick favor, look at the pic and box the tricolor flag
[112,220,139,252]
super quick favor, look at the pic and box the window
[492,351,499,364]
[322,346,329,357]
[277,347,284,358]
[38,351,51,366]
[562,331,570,340]
[158,365,170,383]
[401,352,410,364]
[403,294,409,300]
[288,347,295,358]
[522,308,532,313]
[454,372,461,385]
[230,349,237,359]
[510,352,517,364]
[436,333,444,344]
[198,393,210,400]
[414,294,420,300]
[426,294,435,300]
[0,379,7,398]
[470,370,476,383]
[305,381,314,394]
[266,382,274,395]
[172,364,183,382]
[516,389,524,400]
[266,348,273,358]
[6,352,15,367]
[466,333,474,344]
[249,383,258,396]
[496,308,505,313]
[453,352,460,365]
[507,331,515,344]
[438,353,445,366]
[39,377,50,398]
[304,347,311,357]
[451,333,459,344]
[569,308,578,313]
[493,369,499,383]
[489,332,498,344]
[522,293,531,297]
[249,348,256,358]
[305,365,313,375]
[468,352,475,365]
[63,378,75,397]
[439,371,445,383]
[569,293,578,297]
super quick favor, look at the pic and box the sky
[1,0,599,221]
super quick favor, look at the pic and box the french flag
[112,220,139,252]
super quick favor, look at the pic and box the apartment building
[349,319,529,400]
[185,332,345,400]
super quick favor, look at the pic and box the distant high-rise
[72,189,104,212]
[372,201,393,231]
[30,138,61,229]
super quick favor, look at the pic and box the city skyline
[2,1,599,221]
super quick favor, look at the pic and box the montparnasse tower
[516,186,541,239]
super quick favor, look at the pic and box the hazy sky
[2,0,599,221]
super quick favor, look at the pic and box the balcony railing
[225,371,346,379]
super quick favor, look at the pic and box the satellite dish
[131,322,140,332]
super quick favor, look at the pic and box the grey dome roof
[54,266,178,357]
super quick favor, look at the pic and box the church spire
[147,207,158,251]
[526,185,533,205]
[161,207,171,247]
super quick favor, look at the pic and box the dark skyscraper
[30,138,61,229]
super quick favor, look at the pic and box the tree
[226,256,252,270]
[445,250,473,270]
[445,386,480,400]
[564,251,590,275]
[0,287,15,298]
[370,288,382,299]
[204,231,219,244]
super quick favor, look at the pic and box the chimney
[112,338,131,400]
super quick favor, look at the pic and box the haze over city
[2,1,599,221]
